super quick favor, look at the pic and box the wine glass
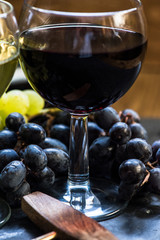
[0,0,19,225]
[0,0,19,97]
[18,0,147,221]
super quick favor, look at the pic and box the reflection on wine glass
[19,0,147,220]
[0,0,19,225]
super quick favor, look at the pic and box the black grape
[0,160,26,192]
[151,140,160,161]
[118,181,140,201]
[126,138,152,163]
[0,130,17,150]
[39,137,68,153]
[35,166,55,190]
[50,124,70,148]
[5,112,25,132]
[24,144,47,171]
[6,181,31,207]
[89,136,116,178]
[94,107,120,132]
[119,158,147,184]
[0,149,20,172]
[129,123,148,140]
[109,122,131,145]
[19,123,46,144]
[147,168,160,194]
[44,148,68,176]
[88,122,105,146]
[120,108,140,124]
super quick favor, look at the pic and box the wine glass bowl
[19,0,147,220]
[0,0,19,226]
[0,0,19,97]
[19,24,146,114]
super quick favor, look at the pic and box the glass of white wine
[0,0,19,97]
[0,0,19,226]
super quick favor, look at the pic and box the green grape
[0,93,8,128]
[0,93,8,111]
[5,90,29,115]
[0,110,7,128]
[0,115,4,130]
[23,89,45,116]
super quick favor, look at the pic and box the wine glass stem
[68,114,89,187]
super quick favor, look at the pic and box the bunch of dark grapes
[0,106,160,208]
[26,107,160,201]
[0,112,69,207]
[91,107,159,201]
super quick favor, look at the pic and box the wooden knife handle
[22,191,118,240]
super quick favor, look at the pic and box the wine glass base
[48,177,128,221]
[0,198,11,227]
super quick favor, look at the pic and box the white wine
[0,41,19,97]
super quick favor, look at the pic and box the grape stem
[119,111,136,124]
[146,161,155,169]
[140,169,150,187]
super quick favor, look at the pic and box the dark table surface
[0,120,159,240]
[0,192,160,240]
[2,71,160,240]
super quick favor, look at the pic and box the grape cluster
[89,107,160,201]
[0,92,69,206]
[0,89,45,130]
[0,89,160,207]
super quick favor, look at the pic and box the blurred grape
[24,89,45,116]
[5,90,29,115]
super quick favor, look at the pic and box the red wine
[19,24,147,113]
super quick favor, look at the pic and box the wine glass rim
[0,0,14,16]
[24,0,142,17]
